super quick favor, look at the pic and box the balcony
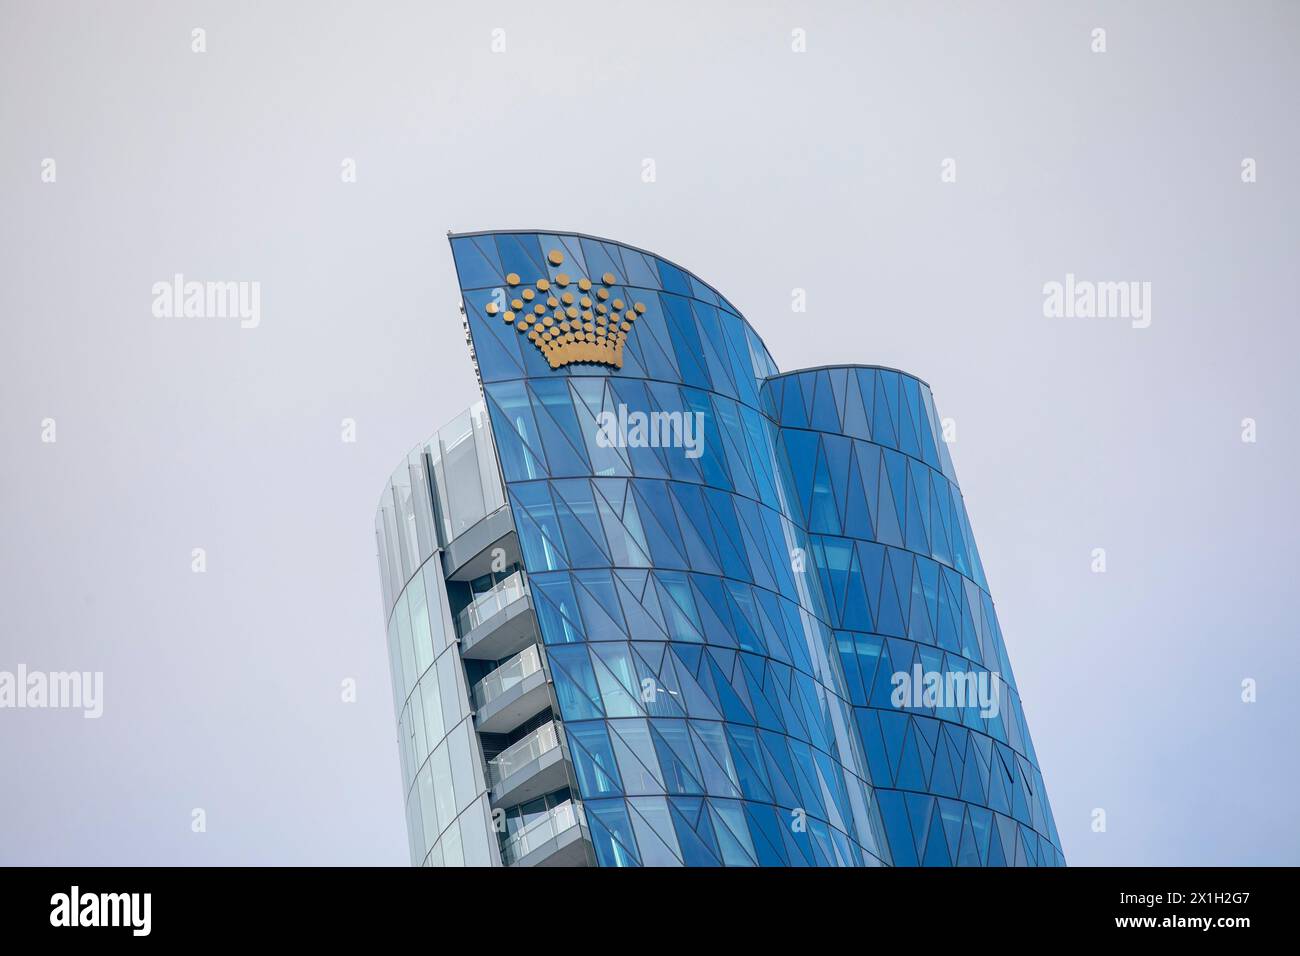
[472,644,551,735]
[458,569,528,633]
[487,721,569,807]
[443,507,518,581]
[458,570,538,661]
[500,800,591,867]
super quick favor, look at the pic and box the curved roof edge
[446,228,774,372]
[448,228,726,300]
[765,363,931,389]
[373,397,484,515]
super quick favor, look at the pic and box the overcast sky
[2,0,1297,865]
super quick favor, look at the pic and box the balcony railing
[500,800,584,865]
[487,721,560,788]
[456,570,527,636]
[472,644,543,712]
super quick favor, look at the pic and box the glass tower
[374,230,1062,867]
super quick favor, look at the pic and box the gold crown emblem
[483,248,645,369]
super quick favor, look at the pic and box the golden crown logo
[483,248,646,369]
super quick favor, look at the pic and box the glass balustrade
[456,569,528,636]
[500,800,584,865]
[472,644,543,711]
[486,721,560,787]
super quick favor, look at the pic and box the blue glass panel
[571,570,627,642]
[566,720,624,796]
[551,480,612,569]
[809,371,841,432]
[618,248,661,290]
[509,482,567,571]
[578,238,622,285]
[656,259,693,296]
[527,379,591,477]
[494,233,546,286]
[650,720,705,795]
[585,798,641,867]
[485,381,546,481]
[609,720,666,795]
[622,295,680,384]
[450,236,504,290]
[743,802,791,866]
[530,572,584,644]
[466,297,526,384]
[547,644,604,720]
[725,724,773,802]
[668,797,722,865]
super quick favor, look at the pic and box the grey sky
[1,0,1297,865]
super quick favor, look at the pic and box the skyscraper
[374,230,1062,867]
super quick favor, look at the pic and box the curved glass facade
[764,368,1063,866]
[455,230,890,868]
[374,229,1061,867]
[375,405,506,867]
